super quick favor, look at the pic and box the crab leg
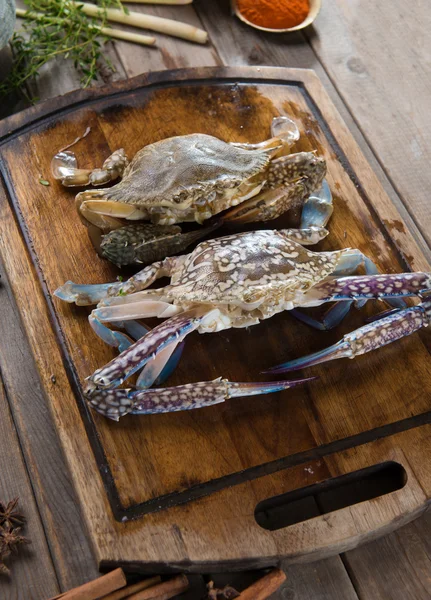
[301,272,431,305]
[300,179,333,229]
[89,318,185,386]
[280,226,329,246]
[85,307,220,392]
[88,296,182,365]
[268,297,431,373]
[136,330,187,389]
[230,116,300,157]
[91,299,180,324]
[86,376,314,421]
[89,318,135,353]
[54,257,177,305]
[118,320,185,387]
[289,250,404,331]
[51,149,128,187]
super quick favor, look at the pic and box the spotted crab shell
[95,134,272,207]
[166,230,344,305]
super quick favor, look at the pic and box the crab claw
[54,258,173,306]
[224,152,326,224]
[54,280,124,306]
[267,301,431,373]
[51,149,128,187]
[86,376,315,421]
[85,308,221,392]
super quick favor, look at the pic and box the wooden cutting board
[1,67,431,572]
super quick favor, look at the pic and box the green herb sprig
[0,0,126,101]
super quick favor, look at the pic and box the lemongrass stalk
[16,9,156,46]
[100,27,156,45]
[80,2,208,43]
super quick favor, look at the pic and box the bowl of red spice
[232,0,321,32]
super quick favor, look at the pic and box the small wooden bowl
[232,0,321,33]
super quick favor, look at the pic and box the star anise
[206,581,240,599]
[0,561,10,576]
[0,525,31,556]
[0,498,26,528]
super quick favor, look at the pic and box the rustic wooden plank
[194,0,431,262]
[342,508,431,600]
[305,0,431,249]
[0,181,99,591]
[283,559,360,600]
[0,376,60,599]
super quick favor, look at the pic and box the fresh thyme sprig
[0,0,126,101]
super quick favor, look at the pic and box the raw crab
[55,230,431,420]
[52,117,333,266]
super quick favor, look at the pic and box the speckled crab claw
[223,152,327,225]
[267,277,431,373]
[87,377,314,421]
[51,148,129,187]
[85,307,219,393]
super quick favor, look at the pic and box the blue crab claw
[300,178,333,229]
[54,281,123,306]
[85,308,220,392]
[86,376,315,421]
[54,259,172,306]
[87,317,185,386]
[267,300,431,374]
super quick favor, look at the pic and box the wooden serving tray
[1,67,430,571]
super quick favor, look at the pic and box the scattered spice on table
[206,580,240,599]
[236,0,310,30]
[0,497,26,528]
[0,497,30,577]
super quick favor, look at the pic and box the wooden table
[1,1,430,598]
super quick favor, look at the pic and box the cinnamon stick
[126,574,189,599]
[238,569,286,600]
[60,568,127,600]
[101,576,162,599]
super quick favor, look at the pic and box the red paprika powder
[236,0,310,30]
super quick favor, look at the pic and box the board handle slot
[255,461,406,531]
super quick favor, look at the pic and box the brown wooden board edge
[0,67,430,524]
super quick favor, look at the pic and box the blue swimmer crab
[55,229,431,420]
[51,117,333,266]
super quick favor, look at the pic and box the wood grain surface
[0,67,430,576]
[305,0,431,249]
[0,245,99,592]
[0,374,59,598]
[1,2,431,596]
